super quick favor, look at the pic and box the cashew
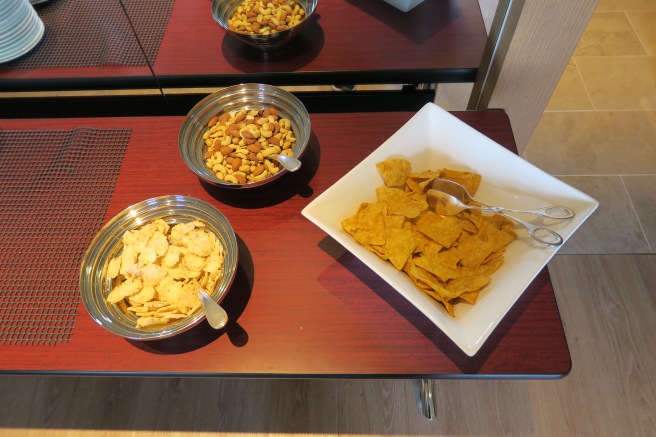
[253,171,269,182]
[261,146,277,158]
[212,163,228,175]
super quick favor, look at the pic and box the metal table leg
[420,379,436,420]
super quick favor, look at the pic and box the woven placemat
[0,127,131,345]
[1,0,174,68]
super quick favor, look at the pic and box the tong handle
[498,213,564,246]
[477,201,575,219]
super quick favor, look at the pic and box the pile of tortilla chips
[106,219,225,329]
[341,158,517,317]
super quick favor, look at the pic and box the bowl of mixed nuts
[179,83,311,189]
[212,0,317,52]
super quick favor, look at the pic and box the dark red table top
[0,110,571,378]
[0,0,487,91]
[151,0,487,87]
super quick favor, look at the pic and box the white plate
[302,103,598,356]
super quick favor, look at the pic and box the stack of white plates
[0,0,45,64]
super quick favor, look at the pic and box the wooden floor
[1,254,655,437]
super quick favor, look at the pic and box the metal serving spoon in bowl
[197,287,228,329]
[427,179,571,246]
[270,154,302,172]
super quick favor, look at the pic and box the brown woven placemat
[1,0,175,68]
[0,127,131,345]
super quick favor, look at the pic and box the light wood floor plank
[529,254,656,436]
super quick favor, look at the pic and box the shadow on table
[346,0,461,45]
[221,14,324,72]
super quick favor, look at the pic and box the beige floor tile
[556,176,650,254]
[524,110,656,175]
[597,0,656,11]
[627,11,656,55]
[623,175,656,251]
[574,12,647,57]
[546,59,594,111]
[576,55,656,110]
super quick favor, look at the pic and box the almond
[253,165,265,176]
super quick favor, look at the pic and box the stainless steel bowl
[212,0,317,52]
[79,196,239,341]
[179,83,311,189]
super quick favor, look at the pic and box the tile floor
[523,0,656,254]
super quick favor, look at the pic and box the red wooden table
[0,110,571,380]
[150,0,487,88]
[0,0,486,92]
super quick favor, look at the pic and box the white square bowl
[302,103,598,356]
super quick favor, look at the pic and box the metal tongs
[426,178,575,246]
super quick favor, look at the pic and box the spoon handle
[198,288,228,329]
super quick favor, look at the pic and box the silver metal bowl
[212,0,317,52]
[179,83,311,189]
[79,196,239,341]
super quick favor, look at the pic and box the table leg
[420,379,436,420]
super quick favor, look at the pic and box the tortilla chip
[414,212,462,248]
[439,169,482,195]
[384,228,417,270]
[376,187,428,218]
[376,158,411,188]
[341,202,387,246]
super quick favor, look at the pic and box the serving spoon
[427,179,569,246]
[197,287,228,329]
[271,154,302,172]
